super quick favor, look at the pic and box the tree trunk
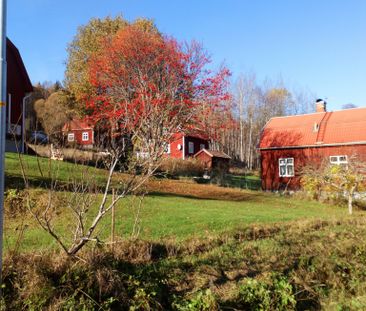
[247,117,253,170]
[348,186,357,215]
[348,193,353,215]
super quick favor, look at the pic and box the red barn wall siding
[260,145,366,191]
[6,40,33,131]
[184,137,208,158]
[168,135,209,159]
[195,152,212,169]
[66,129,94,146]
[169,134,184,159]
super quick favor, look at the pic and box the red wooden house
[6,38,33,153]
[167,132,209,159]
[62,119,94,149]
[258,100,366,191]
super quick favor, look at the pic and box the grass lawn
[4,153,366,309]
[4,185,356,253]
[3,152,362,253]
[5,152,108,188]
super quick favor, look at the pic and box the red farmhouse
[167,133,209,159]
[6,38,33,153]
[62,119,94,149]
[258,100,366,191]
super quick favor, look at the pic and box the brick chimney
[316,99,327,113]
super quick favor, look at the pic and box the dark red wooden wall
[260,145,366,191]
[168,134,209,159]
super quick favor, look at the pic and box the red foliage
[84,26,230,141]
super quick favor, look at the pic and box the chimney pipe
[316,99,326,113]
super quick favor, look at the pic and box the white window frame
[330,155,348,165]
[188,141,194,154]
[82,132,89,141]
[279,158,295,177]
[164,142,171,154]
[67,133,75,142]
[200,143,205,150]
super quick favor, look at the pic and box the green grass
[4,154,366,309]
[4,152,362,254]
[5,152,108,188]
[224,173,261,190]
[4,189,355,253]
[4,216,366,310]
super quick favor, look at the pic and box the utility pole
[0,0,7,293]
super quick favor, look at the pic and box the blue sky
[8,0,366,110]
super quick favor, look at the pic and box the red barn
[167,133,209,159]
[258,100,366,191]
[62,119,94,149]
[6,38,33,152]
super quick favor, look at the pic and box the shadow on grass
[5,174,109,193]
[5,175,50,190]
[223,174,261,191]
[148,190,263,202]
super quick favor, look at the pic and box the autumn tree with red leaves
[32,26,230,256]
[86,25,230,163]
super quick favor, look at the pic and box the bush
[158,158,205,177]
[173,289,218,311]
[237,275,296,310]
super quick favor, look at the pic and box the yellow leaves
[65,16,158,107]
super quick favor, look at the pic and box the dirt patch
[146,178,262,201]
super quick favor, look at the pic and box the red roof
[171,131,209,141]
[62,119,93,132]
[194,149,231,159]
[259,107,366,149]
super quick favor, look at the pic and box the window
[164,142,171,154]
[200,144,205,150]
[67,133,75,142]
[82,132,89,141]
[188,141,194,154]
[279,158,294,177]
[330,155,348,165]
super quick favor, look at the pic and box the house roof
[259,107,366,150]
[194,149,231,159]
[62,119,93,132]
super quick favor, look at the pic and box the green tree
[34,91,71,142]
[64,15,158,106]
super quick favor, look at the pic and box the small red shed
[258,100,366,191]
[167,132,209,159]
[194,149,231,171]
[62,119,94,149]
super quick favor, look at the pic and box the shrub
[173,289,218,311]
[158,158,205,177]
[237,275,296,310]
[4,189,25,217]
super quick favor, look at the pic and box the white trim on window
[330,155,348,165]
[68,133,75,142]
[279,158,294,177]
[82,132,89,141]
[164,142,171,154]
[188,141,194,154]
